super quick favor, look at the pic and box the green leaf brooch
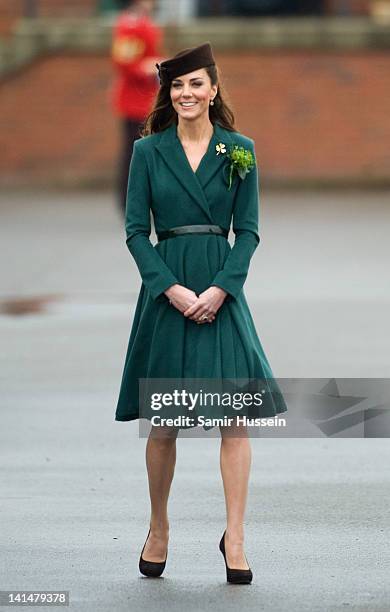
[216,142,255,190]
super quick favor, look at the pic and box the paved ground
[1,189,390,611]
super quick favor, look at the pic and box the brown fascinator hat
[155,42,216,86]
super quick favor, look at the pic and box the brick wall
[0,0,24,36]
[0,0,97,35]
[37,0,97,17]
[1,50,389,187]
[324,0,370,14]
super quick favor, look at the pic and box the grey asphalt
[1,189,390,611]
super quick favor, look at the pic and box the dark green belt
[157,224,229,242]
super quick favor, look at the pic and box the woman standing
[115,42,287,584]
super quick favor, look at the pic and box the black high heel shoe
[139,528,168,577]
[219,530,253,584]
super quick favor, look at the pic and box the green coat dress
[115,120,288,426]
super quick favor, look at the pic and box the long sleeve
[125,140,179,301]
[211,140,260,300]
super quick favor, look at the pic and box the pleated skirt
[115,234,288,427]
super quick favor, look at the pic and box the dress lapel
[154,122,234,223]
[196,122,234,191]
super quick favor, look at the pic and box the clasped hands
[164,284,228,324]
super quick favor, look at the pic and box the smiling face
[170,68,218,121]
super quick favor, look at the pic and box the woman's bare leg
[219,421,251,569]
[142,425,178,562]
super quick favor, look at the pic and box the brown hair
[140,64,235,136]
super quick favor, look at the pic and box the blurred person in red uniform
[111,0,162,215]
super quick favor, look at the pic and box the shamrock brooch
[215,142,255,190]
[216,142,226,155]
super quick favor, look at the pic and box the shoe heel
[219,530,253,584]
[139,528,168,578]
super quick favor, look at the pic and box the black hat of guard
[155,42,215,86]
